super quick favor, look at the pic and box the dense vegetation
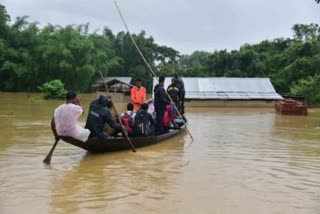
[1,4,320,104]
[38,80,67,99]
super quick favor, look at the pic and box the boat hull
[60,125,186,153]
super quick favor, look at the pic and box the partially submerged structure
[92,77,133,101]
[153,77,283,107]
[275,98,308,115]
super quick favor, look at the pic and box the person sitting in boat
[120,103,136,118]
[134,103,155,136]
[120,103,135,137]
[85,95,122,140]
[146,99,156,119]
[51,91,90,142]
[154,76,172,134]
[174,116,186,127]
[163,104,179,133]
[167,78,180,110]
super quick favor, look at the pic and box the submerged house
[92,77,133,100]
[153,77,283,107]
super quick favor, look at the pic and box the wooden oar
[98,70,136,152]
[114,0,194,141]
[43,139,59,164]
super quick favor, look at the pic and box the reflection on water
[49,138,186,214]
[0,93,320,214]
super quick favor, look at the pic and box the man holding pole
[173,73,185,115]
[154,76,171,134]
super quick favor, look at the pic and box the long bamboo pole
[98,70,136,152]
[114,0,194,141]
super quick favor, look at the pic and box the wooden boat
[60,125,187,153]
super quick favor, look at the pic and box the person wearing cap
[51,91,90,142]
[173,73,185,115]
[85,95,122,140]
[154,76,171,134]
[167,78,180,113]
[130,78,147,111]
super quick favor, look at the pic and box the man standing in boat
[173,73,185,115]
[130,78,146,112]
[51,91,90,142]
[154,76,171,134]
[167,77,180,113]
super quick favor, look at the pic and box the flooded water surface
[0,93,320,214]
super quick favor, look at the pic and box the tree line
[0,4,179,93]
[1,4,320,104]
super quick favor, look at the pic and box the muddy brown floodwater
[0,93,320,214]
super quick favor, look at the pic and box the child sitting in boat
[134,103,155,136]
[146,99,156,119]
[120,103,135,137]
[163,104,179,133]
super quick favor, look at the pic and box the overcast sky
[2,0,319,54]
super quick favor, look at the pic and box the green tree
[0,16,40,91]
[38,79,67,99]
[291,74,320,105]
[292,24,320,41]
[2,2,320,104]
[0,4,10,38]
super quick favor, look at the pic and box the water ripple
[1,98,320,213]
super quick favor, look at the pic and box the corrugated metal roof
[153,77,283,100]
[96,77,133,86]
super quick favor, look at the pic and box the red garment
[121,114,134,134]
[131,86,146,111]
[163,105,176,127]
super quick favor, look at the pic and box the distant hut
[92,77,133,101]
[153,77,283,107]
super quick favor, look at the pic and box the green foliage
[0,3,180,93]
[0,4,10,38]
[292,24,320,41]
[291,74,320,105]
[38,80,67,99]
[1,2,320,104]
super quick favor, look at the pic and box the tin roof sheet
[153,77,283,100]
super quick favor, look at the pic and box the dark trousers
[180,92,185,115]
[155,109,165,135]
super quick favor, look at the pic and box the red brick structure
[275,98,308,115]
